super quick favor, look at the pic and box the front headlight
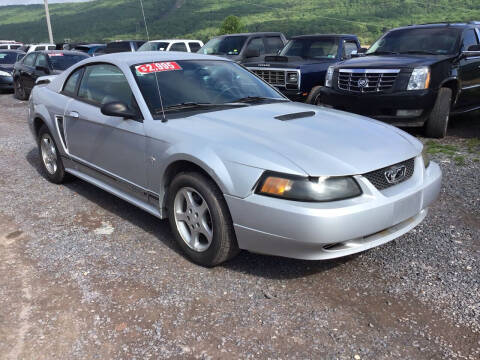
[422,147,430,168]
[325,66,334,87]
[286,71,299,84]
[256,172,362,202]
[0,70,11,77]
[407,66,430,90]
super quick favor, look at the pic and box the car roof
[75,44,105,48]
[0,49,25,54]
[33,50,89,56]
[84,51,228,66]
[216,32,283,38]
[146,39,202,43]
[290,34,358,40]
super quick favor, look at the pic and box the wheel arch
[439,77,459,106]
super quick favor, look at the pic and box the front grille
[363,158,415,190]
[251,69,286,86]
[338,69,399,93]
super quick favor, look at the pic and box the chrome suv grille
[338,69,400,93]
[251,69,286,86]
[363,158,415,190]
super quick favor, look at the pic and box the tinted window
[343,41,358,59]
[246,38,265,55]
[188,42,201,52]
[170,42,188,52]
[36,46,45,51]
[0,52,19,64]
[132,60,284,119]
[367,27,462,55]
[106,42,131,53]
[200,36,248,55]
[132,41,145,50]
[78,64,134,107]
[35,54,49,67]
[63,68,83,95]
[48,45,56,50]
[281,38,339,58]
[48,53,88,71]
[138,42,169,51]
[462,29,478,50]
[0,45,7,49]
[23,53,36,67]
[74,46,90,53]
[264,36,284,53]
[11,45,21,50]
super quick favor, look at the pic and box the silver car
[28,52,442,267]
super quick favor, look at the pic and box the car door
[33,53,50,81]
[63,63,148,189]
[19,52,37,91]
[457,28,480,109]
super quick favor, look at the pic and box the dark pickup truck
[244,34,361,102]
[318,22,480,138]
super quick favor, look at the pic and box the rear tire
[38,125,69,184]
[13,78,27,100]
[424,87,452,138]
[167,172,239,267]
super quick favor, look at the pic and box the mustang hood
[175,103,422,176]
[338,54,453,69]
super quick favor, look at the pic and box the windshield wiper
[399,50,438,55]
[366,50,400,55]
[160,102,217,112]
[230,96,287,103]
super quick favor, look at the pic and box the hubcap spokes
[40,134,57,174]
[174,187,213,252]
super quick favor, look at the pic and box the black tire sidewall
[38,125,67,183]
[14,78,26,100]
[425,88,452,138]
[167,172,237,267]
[306,86,323,105]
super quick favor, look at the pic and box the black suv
[318,23,480,138]
[198,32,287,64]
[244,34,360,102]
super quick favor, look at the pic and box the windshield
[367,27,462,55]
[132,60,285,118]
[48,54,88,71]
[0,52,18,64]
[280,38,339,58]
[199,36,248,56]
[138,42,170,51]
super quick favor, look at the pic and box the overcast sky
[0,0,92,5]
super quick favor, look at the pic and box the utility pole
[44,0,54,44]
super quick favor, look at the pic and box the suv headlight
[0,70,11,77]
[286,71,299,84]
[422,147,430,168]
[256,172,362,202]
[325,66,334,87]
[407,66,430,90]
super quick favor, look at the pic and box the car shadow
[25,147,350,279]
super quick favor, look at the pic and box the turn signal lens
[260,177,293,196]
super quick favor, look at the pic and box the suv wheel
[167,172,239,267]
[306,86,323,105]
[13,78,27,100]
[38,125,69,183]
[425,87,452,138]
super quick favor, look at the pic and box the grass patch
[454,155,466,166]
[425,140,458,156]
[466,138,480,154]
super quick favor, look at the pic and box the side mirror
[35,65,50,74]
[358,47,368,53]
[245,48,260,58]
[101,101,137,119]
[467,44,480,52]
[462,44,480,58]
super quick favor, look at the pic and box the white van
[138,40,204,53]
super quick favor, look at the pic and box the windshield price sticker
[136,62,182,74]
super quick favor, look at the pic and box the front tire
[424,87,452,138]
[167,172,239,267]
[13,78,27,100]
[38,125,69,184]
[306,86,324,105]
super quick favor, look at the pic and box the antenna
[138,0,166,122]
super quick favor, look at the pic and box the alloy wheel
[173,187,213,252]
[40,133,58,175]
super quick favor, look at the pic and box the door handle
[68,111,79,119]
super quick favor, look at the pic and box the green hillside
[0,0,479,45]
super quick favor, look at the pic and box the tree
[218,15,243,35]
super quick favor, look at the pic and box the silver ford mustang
[28,52,442,266]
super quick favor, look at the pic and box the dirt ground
[0,93,478,359]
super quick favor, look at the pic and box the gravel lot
[0,93,478,359]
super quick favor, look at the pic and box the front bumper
[319,87,438,127]
[225,158,442,260]
[0,75,13,90]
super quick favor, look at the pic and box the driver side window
[35,54,49,68]
[463,29,479,50]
